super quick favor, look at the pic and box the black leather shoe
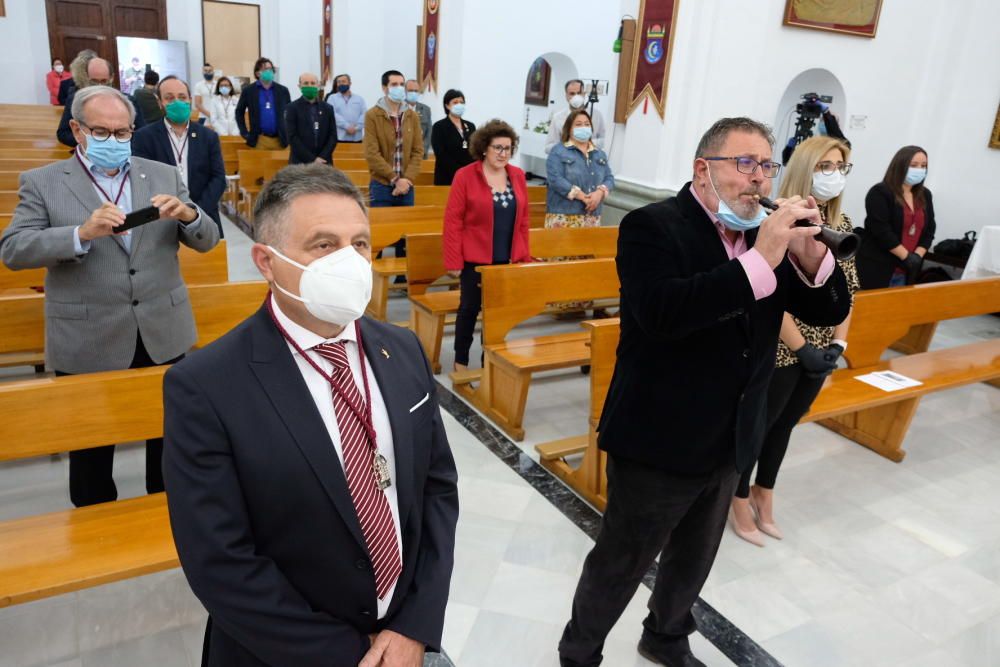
[637,640,706,667]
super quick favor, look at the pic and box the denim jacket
[545,142,615,216]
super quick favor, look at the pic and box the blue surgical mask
[387,86,406,103]
[219,85,231,96]
[905,167,927,186]
[449,103,465,117]
[405,91,420,104]
[83,135,131,171]
[337,84,350,94]
[572,126,593,142]
[707,166,766,231]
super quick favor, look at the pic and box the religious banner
[628,0,681,119]
[419,0,440,92]
[321,1,333,85]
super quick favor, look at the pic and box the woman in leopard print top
[731,136,860,546]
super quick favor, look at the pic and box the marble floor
[1,214,998,666]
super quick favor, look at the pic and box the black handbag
[933,231,977,260]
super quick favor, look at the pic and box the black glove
[794,343,837,378]
[902,251,923,284]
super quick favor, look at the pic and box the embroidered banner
[322,1,333,85]
[628,0,681,119]
[419,0,440,92]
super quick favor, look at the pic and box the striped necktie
[312,340,401,599]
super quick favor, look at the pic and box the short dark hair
[156,75,191,98]
[469,119,519,160]
[334,73,351,84]
[144,70,160,86]
[215,77,233,95]
[694,117,775,160]
[203,62,212,68]
[254,58,274,77]
[52,57,63,66]
[254,164,368,247]
[883,145,928,207]
[381,70,404,87]
[561,109,592,143]
[443,89,464,114]
[565,79,584,92]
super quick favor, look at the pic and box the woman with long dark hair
[856,146,936,288]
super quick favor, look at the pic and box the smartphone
[118,205,160,233]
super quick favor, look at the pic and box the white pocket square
[408,393,430,413]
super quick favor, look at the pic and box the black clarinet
[757,196,860,261]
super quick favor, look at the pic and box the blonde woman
[730,136,861,547]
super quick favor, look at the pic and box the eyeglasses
[81,123,133,143]
[815,160,853,176]
[489,145,512,155]
[704,156,781,178]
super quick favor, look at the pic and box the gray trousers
[558,454,739,666]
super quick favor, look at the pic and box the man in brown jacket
[364,69,424,209]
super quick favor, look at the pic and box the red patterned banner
[419,0,440,92]
[629,0,680,119]
[322,1,333,85]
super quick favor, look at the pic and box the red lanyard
[75,150,129,205]
[266,296,379,449]
[167,127,190,166]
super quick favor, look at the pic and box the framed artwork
[783,0,883,38]
[524,57,551,107]
[990,103,1000,149]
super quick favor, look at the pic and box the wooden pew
[408,226,619,372]
[453,258,620,440]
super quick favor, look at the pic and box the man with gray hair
[558,117,850,667]
[1,85,219,507]
[162,163,458,667]
[57,51,147,147]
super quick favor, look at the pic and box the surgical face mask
[300,85,319,101]
[707,165,766,231]
[449,103,465,117]
[54,64,64,73]
[405,91,420,104]
[572,126,593,142]
[259,69,275,83]
[811,170,846,202]
[268,245,372,326]
[164,100,192,124]
[203,72,214,81]
[905,167,927,186]
[219,85,232,96]
[338,84,350,94]
[569,94,586,109]
[387,85,406,103]
[82,133,131,171]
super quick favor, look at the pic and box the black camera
[796,92,833,121]
[783,92,836,164]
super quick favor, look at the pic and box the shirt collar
[269,294,358,354]
[688,180,722,226]
[75,145,131,178]
[163,118,190,135]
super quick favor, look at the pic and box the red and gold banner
[321,1,333,85]
[419,0,440,92]
[628,0,681,119]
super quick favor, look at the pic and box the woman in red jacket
[443,119,532,371]
[46,57,72,106]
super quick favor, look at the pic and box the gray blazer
[411,102,432,158]
[0,155,220,374]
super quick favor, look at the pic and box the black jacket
[57,88,146,148]
[235,81,292,147]
[57,78,75,106]
[597,183,850,476]
[430,117,476,185]
[130,121,227,229]
[163,307,458,667]
[284,97,338,164]
[856,182,936,289]
[132,87,164,124]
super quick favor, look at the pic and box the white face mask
[569,94,586,109]
[811,171,847,203]
[54,65,64,73]
[268,245,372,326]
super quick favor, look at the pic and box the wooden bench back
[333,157,436,173]
[847,277,1000,367]
[0,139,63,151]
[405,226,619,296]
[585,318,621,424]
[0,190,19,213]
[479,257,620,345]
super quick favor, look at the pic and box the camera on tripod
[783,92,835,164]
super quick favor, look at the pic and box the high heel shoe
[729,509,766,547]
[749,495,783,540]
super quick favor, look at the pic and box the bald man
[285,72,338,165]
[57,55,146,147]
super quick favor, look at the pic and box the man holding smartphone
[0,85,219,507]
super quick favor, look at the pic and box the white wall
[0,0,58,105]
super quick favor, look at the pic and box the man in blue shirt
[235,57,291,150]
[324,73,366,143]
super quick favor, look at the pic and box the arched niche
[524,51,578,112]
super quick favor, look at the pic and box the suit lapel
[247,307,369,551]
[358,318,415,532]
[63,155,104,219]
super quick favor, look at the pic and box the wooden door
[45,0,167,79]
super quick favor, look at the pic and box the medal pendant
[373,453,392,490]
[462,141,468,149]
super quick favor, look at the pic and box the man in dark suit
[558,117,850,667]
[57,55,145,147]
[285,71,338,165]
[235,56,292,150]
[131,76,227,234]
[163,164,459,667]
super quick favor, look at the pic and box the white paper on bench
[854,371,923,392]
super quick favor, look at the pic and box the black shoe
[637,640,706,667]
